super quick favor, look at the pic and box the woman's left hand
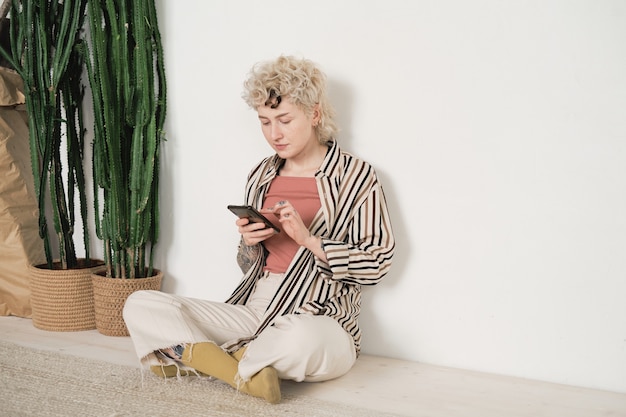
[262,200,309,246]
[262,200,327,262]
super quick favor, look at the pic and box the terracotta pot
[92,270,163,336]
[28,259,105,331]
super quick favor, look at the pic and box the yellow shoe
[181,342,281,404]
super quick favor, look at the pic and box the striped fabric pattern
[224,141,395,354]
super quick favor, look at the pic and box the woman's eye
[279,119,291,125]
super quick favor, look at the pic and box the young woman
[123,55,395,404]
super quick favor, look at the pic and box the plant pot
[92,270,163,336]
[28,260,105,332]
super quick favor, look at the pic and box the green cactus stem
[85,0,166,278]
[0,0,90,269]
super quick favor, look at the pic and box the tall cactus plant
[84,0,166,278]
[0,0,91,269]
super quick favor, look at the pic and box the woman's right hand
[236,217,277,246]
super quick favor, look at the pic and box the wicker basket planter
[28,260,105,332]
[92,270,163,336]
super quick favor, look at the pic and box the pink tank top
[263,176,321,273]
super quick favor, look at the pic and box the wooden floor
[1,315,624,417]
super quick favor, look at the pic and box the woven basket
[92,270,163,336]
[29,260,105,332]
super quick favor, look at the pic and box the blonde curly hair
[242,55,338,144]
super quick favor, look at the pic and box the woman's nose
[270,124,283,139]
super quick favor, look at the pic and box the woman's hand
[236,217,276,246]
[262,200,310,245]
[262,200,327,261]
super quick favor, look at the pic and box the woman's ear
[312,104,321,126]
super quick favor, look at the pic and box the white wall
[146,0,626,393]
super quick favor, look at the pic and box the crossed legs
[124,291,357,404]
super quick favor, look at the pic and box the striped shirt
[224,140,395,354]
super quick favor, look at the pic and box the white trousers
[122,273,356,382]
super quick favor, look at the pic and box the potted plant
[84,0,166,336]
[0,0,103,331]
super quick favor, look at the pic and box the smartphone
[227,205,280,233]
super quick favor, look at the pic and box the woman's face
[257,98,320,161]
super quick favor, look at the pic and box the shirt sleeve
[315,182,395,285]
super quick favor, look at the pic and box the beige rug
[0,340,401,417]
